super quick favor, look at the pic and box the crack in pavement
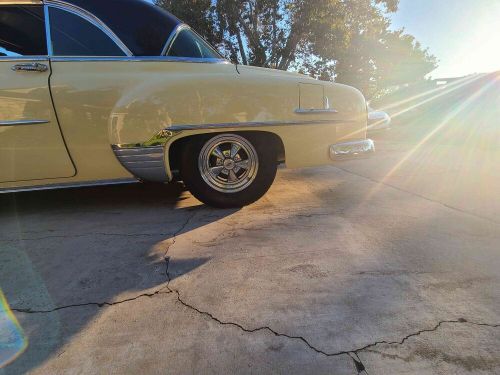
[164,253,498,375]
[8,207,499,374]
[10,209,200,314]
[163,255,373,373]
[12,288,172,314]
[164,268,500,375]
[162,209,199,260]
[0,232,171,243]
[352,319,500,354]
[333,166,499,225]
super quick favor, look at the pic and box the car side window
[49,7,126,57]
[0,6,47,57]
[167,29,221,59]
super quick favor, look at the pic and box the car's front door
[0,5,75,183]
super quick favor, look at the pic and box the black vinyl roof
[64,0,181,56]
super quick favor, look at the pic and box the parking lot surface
[1,78,499,374]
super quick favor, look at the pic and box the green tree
[155,0,437,98]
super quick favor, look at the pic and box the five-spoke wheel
[181,133,278,208]
[198,134,259,193]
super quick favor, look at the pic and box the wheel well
[168,131,285,180]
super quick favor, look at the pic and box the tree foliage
[156,0,437,98]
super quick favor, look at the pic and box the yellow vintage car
[0,0,374,207]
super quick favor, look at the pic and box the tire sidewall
[181,133,277,208]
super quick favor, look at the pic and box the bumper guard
[330,139,375,161]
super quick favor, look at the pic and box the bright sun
[451,3,500,76]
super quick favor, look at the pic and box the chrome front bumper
[329,139,375,161]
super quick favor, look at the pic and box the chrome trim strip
[0,0,42,4]
[161,24,189,56]
[295,109,339,114]
[112,145,168,183]
[188,27,226,60]
[49,56,230,63]
[161,23,226,61]
[0,178,139,194]
[0,120,50,126]
[0,56,49,62]
[329,139,375,161]
[165,119,355,132]
[45,0,133,57]
[44,4,53,56]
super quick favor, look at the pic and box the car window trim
[0,56,229,64]
[49,56,231,64]
[44,4,53,55]
[0,2,228,63]
[161,23,226,61]
[44,0,133,57]
[0,1,43,4]
[161,23,189,57]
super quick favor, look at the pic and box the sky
[147,0,500,78]
[390,0,500,78]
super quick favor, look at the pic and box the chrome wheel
[198,134,259,193]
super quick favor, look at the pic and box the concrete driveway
[1,78,499,374]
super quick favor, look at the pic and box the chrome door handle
[11,63,48,72]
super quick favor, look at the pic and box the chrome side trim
[49,56,230,63]
[45,0,133,57]
[295,109,339,114]
[112,145,168,183]
[0,0,42,4]
[165,119,355,132]
[329,139,375,161]
[0,178,138,194]
[0,120,50,126]
[0,56,49,62]
[161,24,189,56]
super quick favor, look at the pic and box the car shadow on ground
[0,182,238,374]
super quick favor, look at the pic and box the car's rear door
[0,4,75,183]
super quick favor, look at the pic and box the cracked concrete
[1,84,500,374]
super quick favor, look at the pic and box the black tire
[180,133,278,208]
